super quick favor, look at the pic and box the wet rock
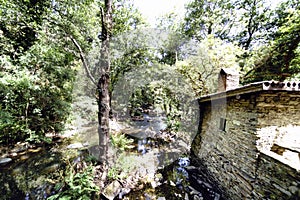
[101,180,122,200]
[144,193,152,200]
[214,193,221,200]
[118,188,131,199]
[175,193,183,198]
[185,165,198,172]
[11,143,28,153]
[109,119,123,132]
[193,195,204,200]
[20,155,30,161]
[289,185,298,194]
[150,180,159,188]
[203,181,212,189]
[28,147,42,153]
[43,163,60,173]
[0,157,12,165]
[170,180,176,186]
[145,127,156,137]
[188,186,201,196]
[10,152,18,157]
[185,192,189,200]
[67,143,84,149]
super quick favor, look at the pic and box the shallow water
[0,144,64,199]
[122,157,223,200]
[0,110,223,200]
[113,113,223,200]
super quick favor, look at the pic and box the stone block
[101,180,122,200]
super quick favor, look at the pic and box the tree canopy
[183,0,300,82]
[0,0,145,144]
[0,0,299,145]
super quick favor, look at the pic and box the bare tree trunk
[97,0,112,164]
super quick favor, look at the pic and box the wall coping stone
[199,81,300,103]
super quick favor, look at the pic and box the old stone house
[191,69,300,199]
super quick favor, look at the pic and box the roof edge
[199,81,300,102]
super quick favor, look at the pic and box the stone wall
[191,90,300,199]
[254,153,300,199]
[256,91,300,165]
[254,91,300,199]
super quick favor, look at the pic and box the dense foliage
[0,0,299,144]
[48,165,99,200]
[0,0,49,59]
[1,0,299,199]
[242,3,300,83]
[0,58,75,144]
[0,0,77,144]
[0,0,144,144]
[183,0,300,82]
[176,36,243,96]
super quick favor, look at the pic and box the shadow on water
[0,109,225,200]
[113,112,224,200]
[122,156,224,200]
[0,142,66,200]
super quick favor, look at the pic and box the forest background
[0,0,299,148]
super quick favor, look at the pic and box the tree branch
[69,35,97,86]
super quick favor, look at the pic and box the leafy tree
[0,0,49,61]
[183,0,300,84]
[0,44,76,144]
[183,0,281,50]
[112,0,145,35]
[43,0,146,162]
[46,0,101,85]
[183,0,236,41]
[233,0,273,50]
[242,4,300,83]
[176,36,243,96]
[266,0,300,41]
[0,0,80,144]
[156,12,186,65]
[110,28,156,91]
[0,0,146,145]
[96,0,113,163]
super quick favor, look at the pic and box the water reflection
[0,144,64,200]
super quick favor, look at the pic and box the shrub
[48,164,99,200]
[110,133,134,151]
[0,56,75,144]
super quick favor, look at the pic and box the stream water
[0,142,65,199]
[0,111,223,200]
[114,112,223,200]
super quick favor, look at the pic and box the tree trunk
[97,0,112,164]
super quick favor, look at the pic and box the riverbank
[0,91,223,199]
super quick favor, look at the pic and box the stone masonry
[191,81,300,199]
